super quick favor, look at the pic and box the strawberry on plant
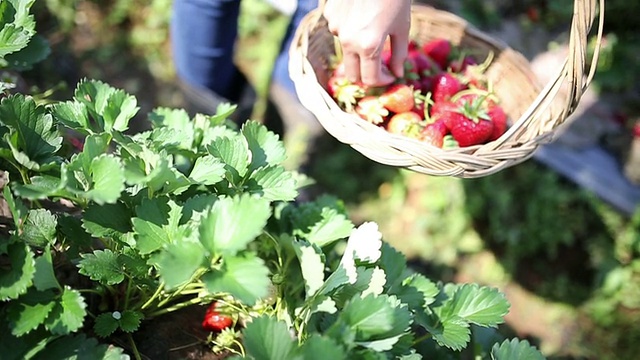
[379,84,415,114]
[422,38,452,69]
[202,302,234,332]
[432,73,465,103]
[386,112,422,138]
[356,96,389,124]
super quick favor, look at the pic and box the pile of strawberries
[327,38,508,148]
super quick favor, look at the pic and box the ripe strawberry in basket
[386,112,423,138]
[420,119,448,148]
[432,73,465,103]
[487,102,508,141]
[422,38,452,69]
[379,84,415,114]
[327,73,365,112]
[442,96,496,147]
[356,96,389,124]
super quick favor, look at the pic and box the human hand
[323,0,412,87]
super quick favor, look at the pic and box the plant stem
[141,282,165,310]
[146,296,205,318]
[156,269,206,308]
[124,278,133,310]
[127,332,143,360]
[412,333,432,346]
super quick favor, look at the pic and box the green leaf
[299,334,347,360]
[3,33,49,70]
[379,242,408,291]
[12,174,69,200]
[132,197,184,254]
[33,248,60,291]
[441,284,510,327]
[82,202,133,238]
[78,249,125,285]
[6,289,57,336]
[202,254,270,306]
[32,333,128,360]
[293,240,325,298]
[241,120,286,170]
[362,267,386,298]
[22,208,57,247]
[199,194,271,257]
[289,199,354,247]
[242,316,296,360]
[491,338,546,360]
[337,294,412,343]
[0,94,62,170]
[94,312,119,338]
[44,287,87,335]
[51,100,90,133]
[189,154,225,185]
[0,240,35,300]
[396,274,439,310]
[118,310,143,333]
[152,240,206,289]
[101,88,139,133]
[415,311,470,351]
[207,134,250,182]
[3,183,26,229]
[73,79,137,133]
[84,154,125,204]
[247,165,298,202]
[0,24,31,58]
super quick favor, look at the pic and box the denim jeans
[170,0,318,102]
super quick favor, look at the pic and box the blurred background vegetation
[18,0,640,359]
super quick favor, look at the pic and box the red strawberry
[420,122,446,148]
[430,100,458,127]
[356,96,389,124]
[379,84,415,114]
[409,48,438,75]
[386,112,422,138]
[487,104,508,141]
[443,97,494,147]
[422,38,452,69]
[432,73,465,103]
[202,302,233,332]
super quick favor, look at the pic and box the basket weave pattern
[289,1,604,178]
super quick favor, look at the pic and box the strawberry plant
[0,1,547,358]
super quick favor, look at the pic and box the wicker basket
[289,1,604,178]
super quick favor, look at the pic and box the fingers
[388,33,409,79]
[342,51,361,83]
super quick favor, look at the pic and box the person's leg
[170,0,246,104]
[270,0,319,95]
[268,0,323,172]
